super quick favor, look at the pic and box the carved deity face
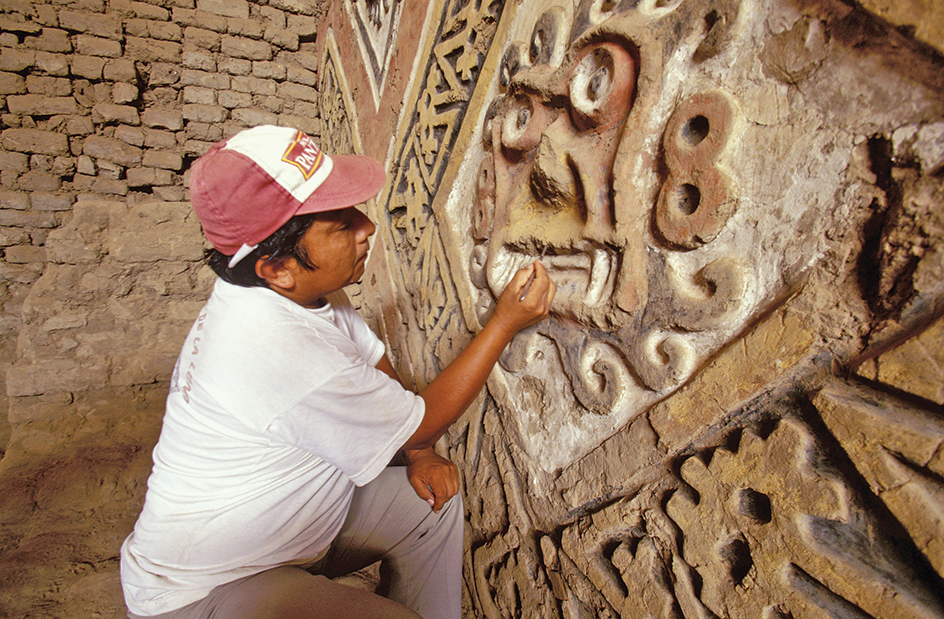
[451,0,835,476]
[471,17,645,329]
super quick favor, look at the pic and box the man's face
[289,206,376,307]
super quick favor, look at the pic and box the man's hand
[405,447,460,513]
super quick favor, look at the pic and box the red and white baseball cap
[189,125,386,267]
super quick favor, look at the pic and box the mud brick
[197,0,249,19]
[75,34,123,58]
[71,55,107,80]
[57,9,122,39]
[220,35,271,61]
[141,108,184,131]
[103,58,137,82]
[25,76,72,96]
[30,192,74,212]
[183,26,220,51]
[25,28,73,53]
[181,103,227,123]
[0,71,25,94]
[82,135,143,166]
[92,104,140,126]
[182,49,216,72]
[2,128,70,155]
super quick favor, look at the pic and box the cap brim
[297,154,386,215]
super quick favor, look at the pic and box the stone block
[227,18,264,39]
[180,69,229,90]
[221,35,271,61]
[57,9,122,40]
[5,244,47,264]
[103,58,137,82]
[70,54,107,80]
[82,135,143,166]
[2,128,70,156]
[217,57,251,75]
[197,0,248,19]
[126,0,170,21]
[0,151,28,174]
[114,125,145,147]
[33,51,70,76]
[125,37,181,63]
[264,27,298,52]
[76,155,96,175]
[25,28,73,53]
[141,150,182,171]
[141,108,183,131]
[0,48,35,72]
[74,34,123,58]
[0,189,29,210]
[0,71,25,95]
[216,90,252,109]
[230,108,278,127]
[231,74,276,95]
[92,104,140,126]
[182,49,216,71]
[183,26,221,51]
[31,192,74,212]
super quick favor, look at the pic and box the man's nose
[355,211,376,241]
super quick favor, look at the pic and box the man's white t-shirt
[120,280,424,616]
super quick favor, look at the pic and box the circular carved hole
[682,115,710,146]
[737,488,772,524]
[676,183,701,215]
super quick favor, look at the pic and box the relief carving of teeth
[585,247,615,307]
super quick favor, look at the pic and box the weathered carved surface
[318,0,944,616]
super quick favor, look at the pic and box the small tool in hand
[519,247,547,302]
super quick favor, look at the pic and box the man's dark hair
[206,212,319,287]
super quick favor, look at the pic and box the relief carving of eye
[568,42,637,132]
[500,92,554,153]
[529,8,567,67]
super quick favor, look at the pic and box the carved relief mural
[345,0,404,108]
[318,0,944,616]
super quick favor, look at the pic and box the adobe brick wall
[0,0,330,458]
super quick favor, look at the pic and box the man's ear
[255,256,296,291]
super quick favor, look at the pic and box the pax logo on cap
[281,131,325,180]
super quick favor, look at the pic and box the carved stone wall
[316,0,944,617]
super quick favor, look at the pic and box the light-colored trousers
[128,467,463,619]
